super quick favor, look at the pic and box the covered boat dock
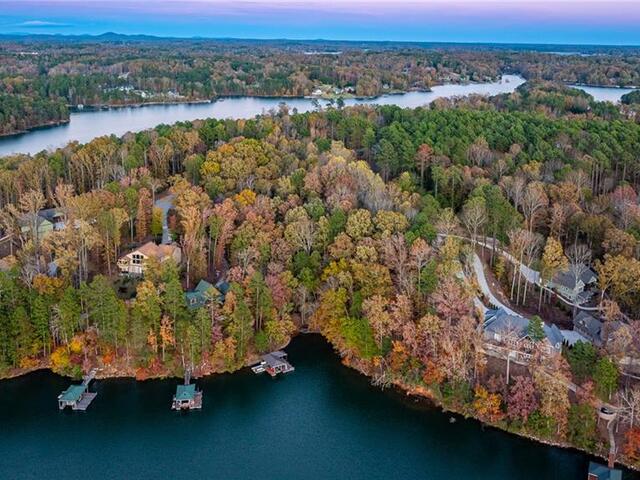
[172,383,203,411]
[252,351,295,377]
[58,369,98,411]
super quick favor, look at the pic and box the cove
[0,75,525,157]
[571,84,637,103]
[0,335,634,480]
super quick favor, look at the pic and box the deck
[72,392,97,411]
[58,368,99,411]
[252,351,295,377]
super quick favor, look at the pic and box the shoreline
[568,82,639,90]
[1,330,636,473]
[341,349,638,474]
[0,118,70,139]
[0,75,515,139]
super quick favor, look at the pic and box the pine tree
[136,188,153,241]
[58,287,81,347]
[31,295,50,357]
[527,315,545,342]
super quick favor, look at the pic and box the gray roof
[543,323,564,349]
[484,308,530,339]
[574,311,603,341]
[38,208,65,224]
[262,351,288,369]
[553,267,597,290]
[484,308,563,349]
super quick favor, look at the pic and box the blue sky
[1,0,640,45]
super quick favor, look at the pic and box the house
[587,461,622,480]
[483,308,562,355]
[544,323,564,351]
[573,311,604,346]
[548,267,597,304]
[117,241,181,276]
[185,280,221,310]
[38,208,66,231]
[18,213,53,238]
[215,279,230,301]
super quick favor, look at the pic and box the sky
[1,0,640,45]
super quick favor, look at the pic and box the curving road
[438,234,602,313]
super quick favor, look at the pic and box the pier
[58,369,98,411]
[172,368,202,411]
[251,351,295,377]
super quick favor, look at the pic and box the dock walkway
[58,368,99,411]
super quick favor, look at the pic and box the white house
[548,267,597,304]
[117,241,181,276]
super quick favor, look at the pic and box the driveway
[154,194,174,244]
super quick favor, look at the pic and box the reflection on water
[0,335,631,480]
[0,75,525,156]
[571,84,637,103]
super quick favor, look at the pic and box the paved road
[154,194,174,244]
[471,253,521,317]
[438,234,601,313]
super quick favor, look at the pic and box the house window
[132,254,143,265]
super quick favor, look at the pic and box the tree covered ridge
[0,102,639,463]
[1,37,640,134]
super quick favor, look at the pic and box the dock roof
[262,352,288,368]
[588,461,622,480]
[175,384,196,401]
[59,384,86,403]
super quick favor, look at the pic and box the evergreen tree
[527,315,545,342]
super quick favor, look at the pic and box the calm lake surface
[572,84,637,103]
[0,335,633,480]
[0,75,524,157]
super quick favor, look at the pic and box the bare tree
[286,218,316,254]
[461,197,488,247]
[435,208,459,237]
[500,176,526,212]
[567,243,591,289]
[521,182,548,232]
[620,387,640,429]
[521,232,542,305]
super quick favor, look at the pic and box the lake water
[0,75,525,157]
[0,335,631,480]
[571,84,637,103]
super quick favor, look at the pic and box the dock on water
[251,351,294,377]
[172,368,202,411]
[58,369,98,411]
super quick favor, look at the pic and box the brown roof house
[117,241,181,276]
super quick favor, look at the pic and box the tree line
[0,100,639,464]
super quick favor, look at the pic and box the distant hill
[0,32,639,54]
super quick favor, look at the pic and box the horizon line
[2,31,640,48]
